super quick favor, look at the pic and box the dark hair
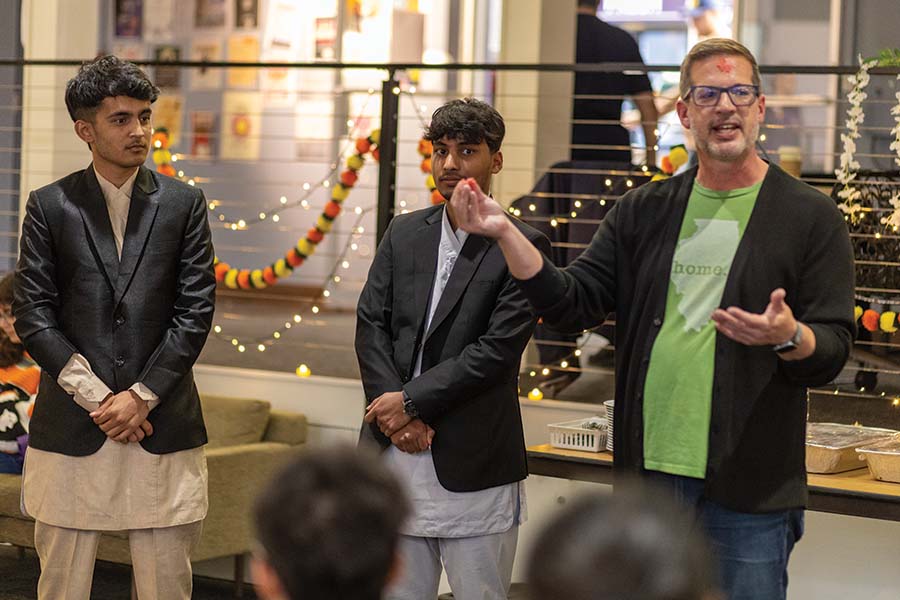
[0,272,23,368]
[528,484,719,600]
[64,55,159,122]
[253,445,409,600]
[424,98,505,153]
[577,0,600,9]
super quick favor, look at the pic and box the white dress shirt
[384,206,525,538]
[22,166,208,531]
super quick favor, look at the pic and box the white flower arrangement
[880,74,900,231]
[835,55,878,223]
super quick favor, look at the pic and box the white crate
[548,417,607,452]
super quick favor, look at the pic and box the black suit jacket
[13,165,216,456]
[356,204,550,492]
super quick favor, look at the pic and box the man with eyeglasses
[450,38,855,600]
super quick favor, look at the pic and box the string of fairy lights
[160,82,900,407]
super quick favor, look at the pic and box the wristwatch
[773,323,803,354]
[402,391,419,418]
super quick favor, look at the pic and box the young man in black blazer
[14,56,215,599]
[357,98,549,599]
[452,40,855,600]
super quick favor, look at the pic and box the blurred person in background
[528,485,722,600]
[0,272,37,475]
[252,446,409,600]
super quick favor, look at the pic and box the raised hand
[449,178,510,239]
[711,288,813,358]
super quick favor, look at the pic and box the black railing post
[376,73,400,245]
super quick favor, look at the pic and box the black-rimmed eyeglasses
[686,84,760,107]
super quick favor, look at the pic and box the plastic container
[549,417,607,452]
[856,434,900,483]
[604,400,614,453]
[805,422,897,474]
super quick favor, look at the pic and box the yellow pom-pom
[669,146,689,169]
[347,154,365,171]
[881,311,898,333]
[651,173,668,182]
[316,215,333,232]
[369,129,380,145]
[331,185,350,202]
[152,149,172,165]
[425,174,435,190]
[296,364,311,377]
[250,269,267,289]
[297,238,315,256]
[223,269,239,289]
[528,388,544,401]
[274,258,290,278]
[855,305,864,322]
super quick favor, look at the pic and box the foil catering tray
[806,423,897,474]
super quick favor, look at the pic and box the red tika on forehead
[716,56,734,73]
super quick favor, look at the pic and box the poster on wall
[190,111,217,159]
[227,34,260,88]
[111,43,144,62]
[315,17,337,61]
[153,45,181,90]
[195,0,227,28]
[114,0,143,38]
[152,95,184,147]
[221,92,262,160]
[190,39,224,90]
[143,0,176,43]
[235,0,260,29]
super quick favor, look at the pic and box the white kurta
[22,167,208,531]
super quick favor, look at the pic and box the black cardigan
[518,164,856,512]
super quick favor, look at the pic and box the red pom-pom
[372,148,380,162]
[418,139,433,157]
[307,228,324,244]
[341,170,358,186]
[263,266,278,285]
[214,262,230,281]
[237,270,251,289]
[862,309,880,332]
[158,164,177,177]
[431,189,445,205]
[324,201,342,218]
[286,249,304,267]
[661,155,673,174]
[355,138,372,154]
[420,158,432,173]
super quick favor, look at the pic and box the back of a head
[527,485,719,600]
[253,445,409,600]
[64,55,159,122]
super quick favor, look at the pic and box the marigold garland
[152,130,443,290]
[856,305,900,333]
[418,138,444,205]
[213,130,381,289]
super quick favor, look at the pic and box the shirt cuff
[57,353,113,412]
[129,382,160,412]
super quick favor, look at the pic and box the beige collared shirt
[22,166,208,531]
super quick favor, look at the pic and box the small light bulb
[213,325,222,333]
[293,314,302,323]
[272,215,280,222]
[312,306,320,314]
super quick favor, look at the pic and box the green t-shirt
[642,180,761,478]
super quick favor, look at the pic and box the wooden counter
[527,444,900,521]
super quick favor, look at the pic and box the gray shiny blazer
[13,165,216,456]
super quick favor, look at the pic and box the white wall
[193,365,900,598]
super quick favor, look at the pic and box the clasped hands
[90,390,153,444]
[364,391,434,454]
